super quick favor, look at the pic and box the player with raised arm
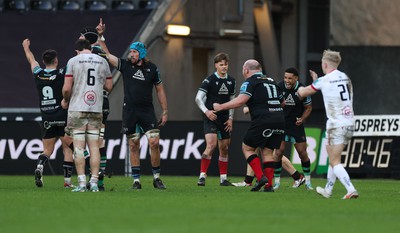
[297,50,358,199]
[96,19,168,190]
[22,38,75,188]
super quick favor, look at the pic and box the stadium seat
[30,0,53,10]
[85,0,108,11]
[139,0,158,9]
[58,1,80,11]
[112,0,134,10]
[4,0,26,11]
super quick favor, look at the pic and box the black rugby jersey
[199,73,236,116]
[33,66,65,116]
[118,59,161,107]
[92,45,110,105]
[278,80,311,122]
[240,73,284,122]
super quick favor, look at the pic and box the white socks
[78,175,86,188]
[199,172,206,179]
[325,164,356,194]
[220,174,227,183]
[324,165,336,194]
[333,164,356,193]
[305,175,311,183]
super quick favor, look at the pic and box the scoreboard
[291,115,400,178]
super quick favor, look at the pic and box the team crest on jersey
[218,83,229,94]
[342,105,353,117]
[227,81,232,85]
[84,90,97,106]
[132,70,145,80]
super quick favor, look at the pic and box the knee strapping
[145,129,160,139]
[99,127,105,139]
[74,147,85,158]
[127,133,140,140]
[72,130,86,141]
[87,129,99,141]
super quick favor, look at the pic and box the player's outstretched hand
[96,18,106,35]
[309,70,318,81]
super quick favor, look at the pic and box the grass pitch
[1,175,399,233]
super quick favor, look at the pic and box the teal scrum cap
[130,42,147,60]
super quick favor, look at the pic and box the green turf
[0,175,399,233]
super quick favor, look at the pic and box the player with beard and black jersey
[79,26,111,191]
[22,39,75,188]
[96,20,168,190]
[274,67,313,190]
[214,59,285,192]
[194,52,236,187]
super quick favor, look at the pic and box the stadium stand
[30,0,54,10]
[4,0,26,11]
[112,0,134,10]
[58,0,80,10]
[138,0,157,9]
[84,0,107,11]
[0,0,156,12]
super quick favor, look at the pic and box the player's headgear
[81,27,98,44]
[130,42,147,60]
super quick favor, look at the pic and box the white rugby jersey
[65,53,111,113]
[311,69,354,129]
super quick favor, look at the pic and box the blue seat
[58,1,80,11]
[112,1,135,10]
[85,1,108,11]
[5,0,26,11]
[31,0,53,11]
[139,0,158,9]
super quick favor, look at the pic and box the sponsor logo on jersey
[41,99,56,106]
[43,120,66,129]
[262,128,284,137]
[240,82,249,92]
[218,83,229,94]
[268,100,281,105]
[268,107,283,112]
[285,93,296,106]
[132,70,145,80]
[39,74,57,81]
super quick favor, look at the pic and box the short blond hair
[322,50,341,67]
